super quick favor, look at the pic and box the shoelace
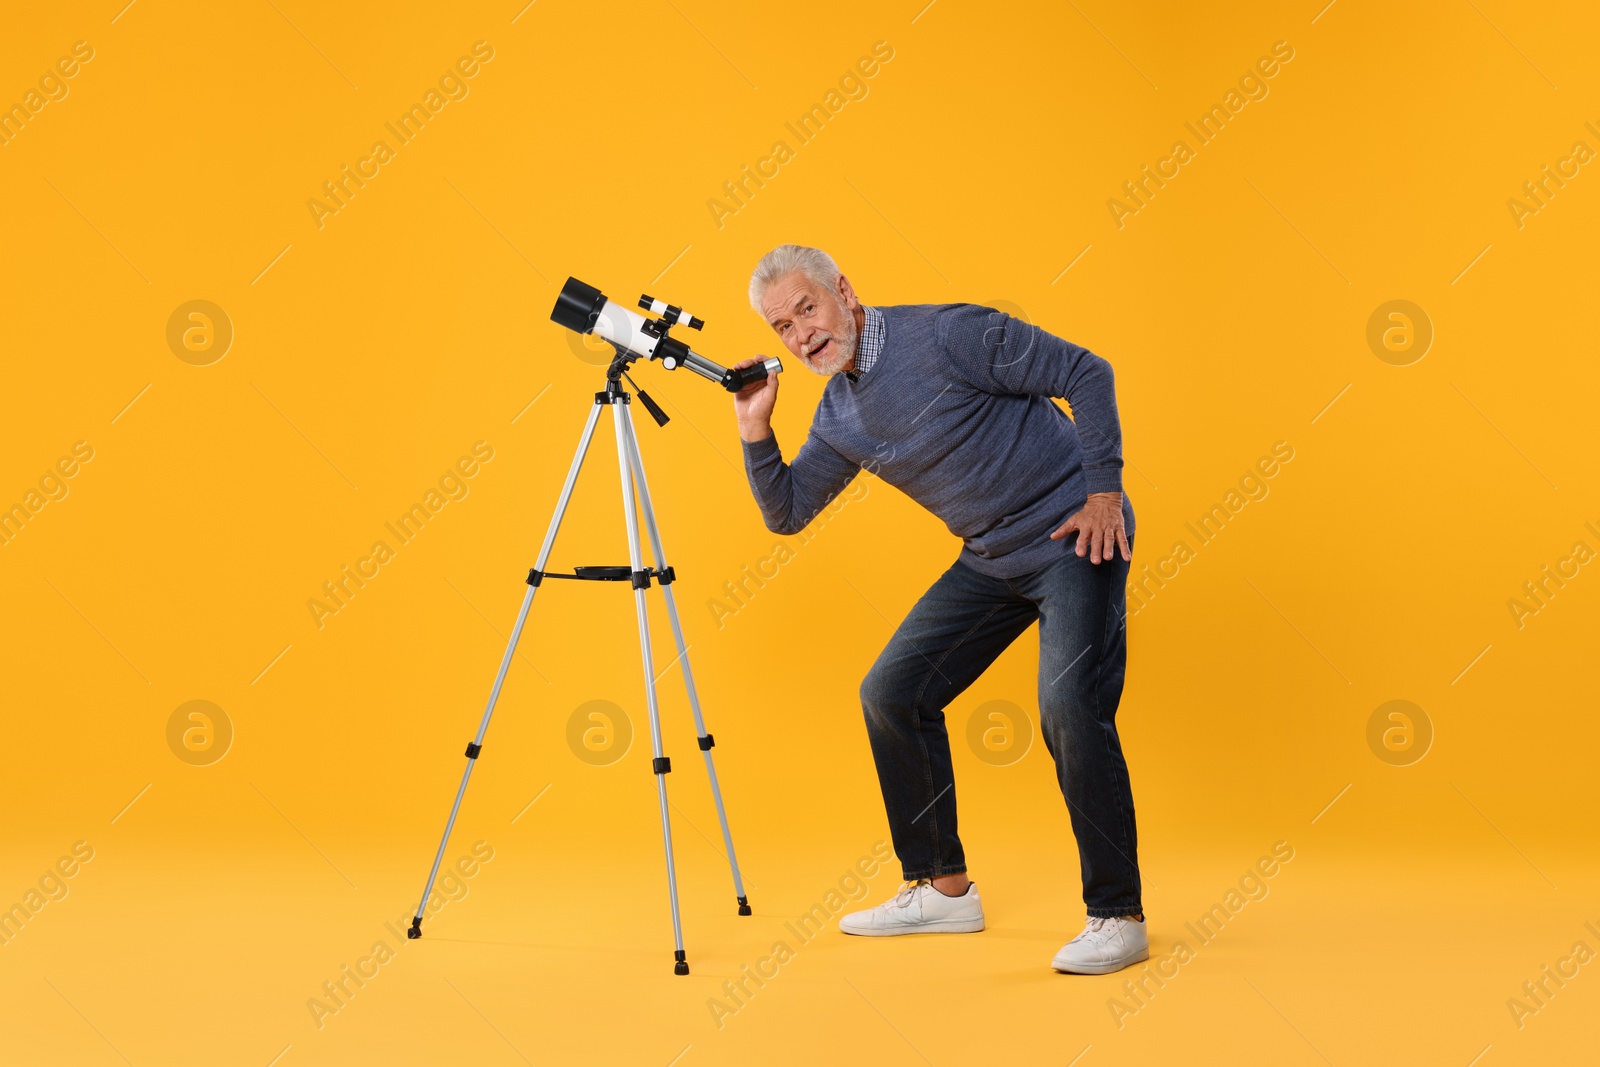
[888,878,931,908]
[1072,916,1116,943]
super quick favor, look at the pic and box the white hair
[748,244,841,316]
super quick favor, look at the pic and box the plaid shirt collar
[846,304,885,381]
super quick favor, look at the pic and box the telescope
[551,277,782,392]
[409,273,766,975]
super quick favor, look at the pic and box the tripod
[406,350,751,975]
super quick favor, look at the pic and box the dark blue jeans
[858,538,1142,918]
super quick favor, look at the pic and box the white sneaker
[838,879,985,936]
[1051,915,1149,974]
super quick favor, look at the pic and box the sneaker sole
[840,917,986,936]
[1051,945,1150,974]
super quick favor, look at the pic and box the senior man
[729,244,1147,975]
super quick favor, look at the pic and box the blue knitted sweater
[740,302,1134,579]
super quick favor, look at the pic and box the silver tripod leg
[619,404,752,914]
[613,400,691,975]
[408,399,606,940]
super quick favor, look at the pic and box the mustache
[804,331,849,357]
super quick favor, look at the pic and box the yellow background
[2,0,1597,1063]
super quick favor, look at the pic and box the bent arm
[937,303,1126,495]
[741,429,860,535]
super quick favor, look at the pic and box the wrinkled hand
[731,356,779,441]
[1050,491,1130,564]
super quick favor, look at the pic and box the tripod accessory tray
[526,565,676,588]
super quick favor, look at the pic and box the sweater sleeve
[936,303,1126,496]
[741,428,861,535]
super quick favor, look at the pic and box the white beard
[800,297,859,376]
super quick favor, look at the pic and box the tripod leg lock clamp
[526,569,544,587]
[652,756,671,775]
[630,569,652,590]
[465,742,482,759]
[657,565,676,586]
[697,734,715,751]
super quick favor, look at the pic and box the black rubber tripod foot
[407,918,422,939]
[737,895,752,916]
[674,950,689,976]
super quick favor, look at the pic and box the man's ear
[837,274,859,310]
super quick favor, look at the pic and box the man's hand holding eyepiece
[732,357,779,443]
